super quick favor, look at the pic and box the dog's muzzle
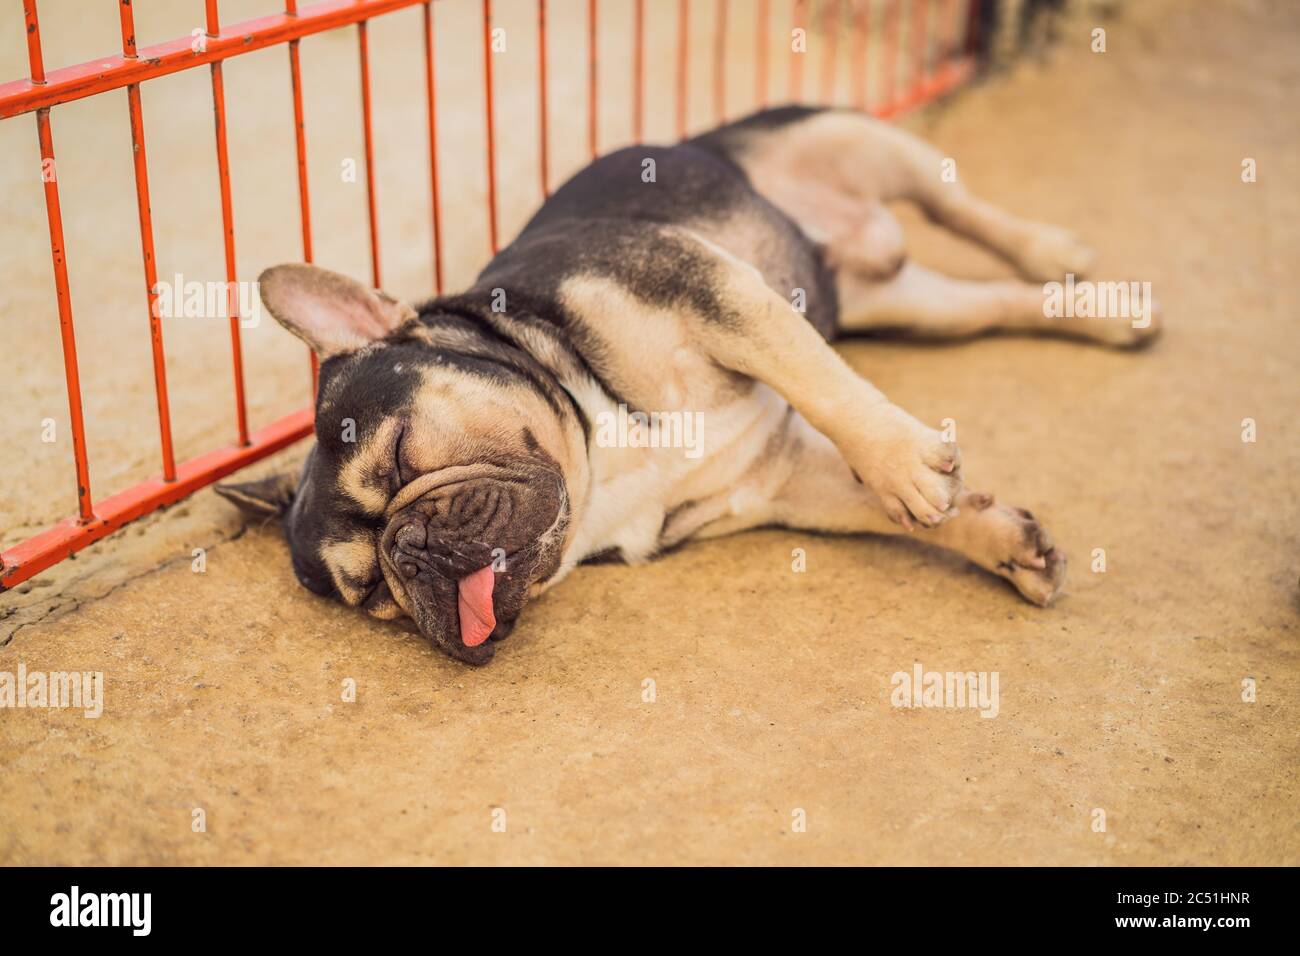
[380,510,500,665]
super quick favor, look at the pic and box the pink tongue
[456,566,496,647]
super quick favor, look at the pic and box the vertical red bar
[23,0,44,80]
[632,0,644,142]
[713,0,727,123]
[538,0,551,193]
[284,0,318,395]
[882,0,900,113]
[483,0,500,254]
[821,0,839,104]
[24,0,94,523]
[912,0,929,91]
[756,0,769,108]
[789,0,804,103]
[357,19,382,288]
[588,0,598,160]
[35,112,94,519]
[119,1,177,482]
[205,3,250,446]
[851,0,870,110]
[286,20,312,265]
[423,2,445,292]
[676,0,689,138]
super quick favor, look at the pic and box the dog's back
[497,138,839,340]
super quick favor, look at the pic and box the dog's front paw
[1018,225,1098,282]
[957,492,1066,606]
[851,404,963,530]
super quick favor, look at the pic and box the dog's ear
[214,471,297,519]
[258,263,416,358]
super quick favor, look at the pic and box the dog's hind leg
[903,168,1099,284]
[835,260,1161,347]
[870,124,1099,283]
[729,109,1098,283]
[818,112,1098,282]
[759,418,1067,607]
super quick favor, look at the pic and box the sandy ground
[2,0,1298,865]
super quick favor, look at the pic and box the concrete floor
[2,0,1298,864]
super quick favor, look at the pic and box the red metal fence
[0,0,981,591]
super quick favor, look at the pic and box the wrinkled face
[216,264,578,665]
[284,344,571,665]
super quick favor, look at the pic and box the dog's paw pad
[1005,546,1067,607]
[967,500,1067,606]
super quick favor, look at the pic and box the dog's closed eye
[370,424,408,495]
[393,424,416,487]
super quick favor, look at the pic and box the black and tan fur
[218,106,1160,665]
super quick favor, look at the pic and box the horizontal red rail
[0,0,426,120]
[877,54,973,119]
[2,410,312,589]
[2,0,980,594]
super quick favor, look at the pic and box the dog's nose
[395,521,427,551]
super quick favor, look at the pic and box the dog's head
[217,264,580,665]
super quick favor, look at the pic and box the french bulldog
[217,105,1160,665]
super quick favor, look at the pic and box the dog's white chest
[567,384,789,564]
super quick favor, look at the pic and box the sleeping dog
[217,105,1159,665]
